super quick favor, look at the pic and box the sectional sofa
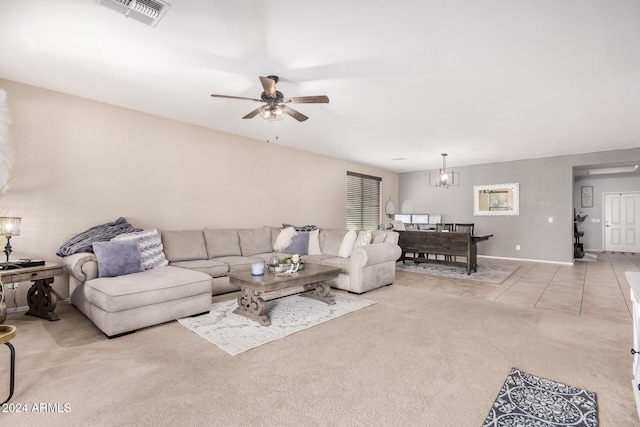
[62,226,400,337]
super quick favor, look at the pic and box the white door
[604,193,640,253]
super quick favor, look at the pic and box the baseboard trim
[478,255,573,266]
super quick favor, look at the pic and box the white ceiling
[2,0,639,173]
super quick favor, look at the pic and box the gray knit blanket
[56,217,140,257]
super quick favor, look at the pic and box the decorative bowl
[268,262,305,273]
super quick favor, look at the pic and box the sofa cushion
[112,228,169,270]
[354,230,372,247]
[300,254,333,265]
[266,226,277,248]
[92,240,145,278]
[204,229,241,258]
[238,227,272,256]
[308,229,322,255]
[169,259,229,278]
[162,230,208,262]
[83,266,212,312]
[222,256,265,271]
[320,229,347,256]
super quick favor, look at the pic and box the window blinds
[346,171,381,230]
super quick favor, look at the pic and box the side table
[0,263,64,321]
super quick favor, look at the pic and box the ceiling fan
[210,75,329,122]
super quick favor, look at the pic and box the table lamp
[0,217,21,263]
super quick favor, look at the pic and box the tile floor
[395,251,640,321]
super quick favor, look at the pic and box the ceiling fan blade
[259,76,277,98]
[210,94,262,102]
[242,107,262,119]
[281,105,309,122]
[285,95,330,104]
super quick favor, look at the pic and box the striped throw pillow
[112,228,169,270]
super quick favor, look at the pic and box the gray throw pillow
[112,228,169,270]
[92,240,145,278]
[283,232,310,255]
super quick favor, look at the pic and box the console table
[398,230,493,275]
[0,263,64,321]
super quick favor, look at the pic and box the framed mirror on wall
[474,183,520,216]
[384,198,395,218]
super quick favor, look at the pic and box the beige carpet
[0,280,635,426]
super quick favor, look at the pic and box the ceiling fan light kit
[211,75,329,122]
[259,105,285,121]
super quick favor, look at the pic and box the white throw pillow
[308,229,322,255]
[274,227,297,252]
[338,230,358,258]
[354,230,372,247]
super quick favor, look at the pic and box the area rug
[178,292,375,356]
[483,367,598,427]
[396,260,518,284]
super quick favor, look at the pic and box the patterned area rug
[396,260,518,284]
[483,368,598,427]
[178,292,375,356]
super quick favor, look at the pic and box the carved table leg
[232,288,270,326]
[301,281,336,305]
[25,277,59,321]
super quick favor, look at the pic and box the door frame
[602,191,640,252]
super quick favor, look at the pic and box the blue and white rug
[483,367,598,427]
[178,292,375,356]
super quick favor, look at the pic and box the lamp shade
[0,217,21,236]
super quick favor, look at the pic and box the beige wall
[0,79,398,306]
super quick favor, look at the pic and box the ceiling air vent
[98,0,171,27]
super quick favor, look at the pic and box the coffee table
[228,263,340,326]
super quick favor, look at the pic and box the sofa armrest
[351,243,402,268]
[62,253,99,283]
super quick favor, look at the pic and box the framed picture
[581,186,594,208]
[474,183,519,216]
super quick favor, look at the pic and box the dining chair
[454,223,475,235]
[452,223,475,261]
[435,223,454,232]
[434,223,454,260]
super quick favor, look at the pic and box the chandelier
[429,153,459,187]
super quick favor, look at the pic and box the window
[346,171,381,230]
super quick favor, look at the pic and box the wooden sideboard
[397,230,493,275]
[0,263,64,321]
